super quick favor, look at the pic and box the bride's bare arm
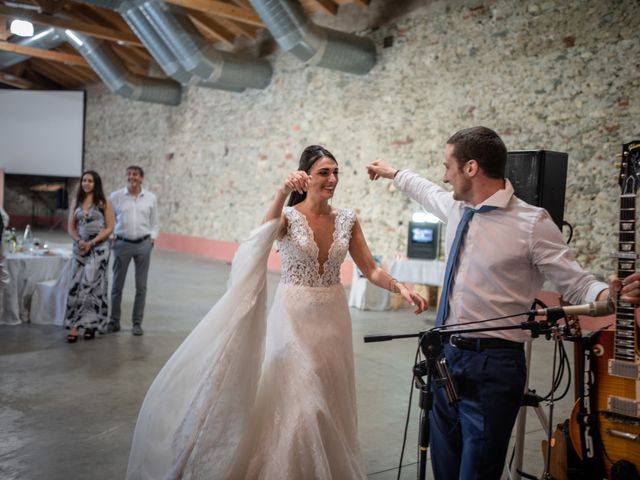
[349,220,428,314]
[263,170,311,237]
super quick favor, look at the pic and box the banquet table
[0,249,71,325]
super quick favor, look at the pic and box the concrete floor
[0,232,577,480]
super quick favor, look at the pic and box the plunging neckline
[291,207,338,278]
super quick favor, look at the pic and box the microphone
[531,300,613,318]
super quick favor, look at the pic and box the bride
[126,145,428,479]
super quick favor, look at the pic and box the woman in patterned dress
[65,170,115,343]
[126,146,428,479]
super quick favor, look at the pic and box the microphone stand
[364,311,571,480]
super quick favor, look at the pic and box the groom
[366,125,640,480]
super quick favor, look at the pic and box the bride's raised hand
[281,170,310,195]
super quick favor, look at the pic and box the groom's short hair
[447,126,507,179]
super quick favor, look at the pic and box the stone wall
[80,0,639,279]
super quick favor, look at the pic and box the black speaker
[505,150,568,230]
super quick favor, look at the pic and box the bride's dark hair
[287,145,337,207]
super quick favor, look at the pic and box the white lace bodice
[278,207,356,287]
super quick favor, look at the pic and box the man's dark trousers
[429,343,526,480]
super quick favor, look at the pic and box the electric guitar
[570,141,640,478]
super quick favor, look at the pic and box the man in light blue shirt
[108,166,159,336]
[367,126,640,480]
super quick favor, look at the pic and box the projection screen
[0,90,85,177]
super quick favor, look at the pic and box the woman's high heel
[83,328,95,340]
[66,330,78,343]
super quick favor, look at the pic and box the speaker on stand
[505,150,569,480]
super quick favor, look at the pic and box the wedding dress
[126,207,366,480]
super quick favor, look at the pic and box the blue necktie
[435,205,496,327]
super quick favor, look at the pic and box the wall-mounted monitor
[407,221,440,260]
[0,90,85,178]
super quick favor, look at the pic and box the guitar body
[569,330,640,478]
[593,330,640,477]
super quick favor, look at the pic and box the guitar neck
[614,145,638,362]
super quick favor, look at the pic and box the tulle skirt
[126,220,365,479]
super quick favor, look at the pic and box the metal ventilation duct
[64,30,182,106]
[140,0,272,91]
[249,0,376,75]
[119,2,195,85]
[76,0,196,86]
[0,27,66,70]
[75,0,272,92]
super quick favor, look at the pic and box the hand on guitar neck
[600,272,640,319]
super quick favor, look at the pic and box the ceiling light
[10,19,34,37]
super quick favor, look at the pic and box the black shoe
[132,324,144,336]
[83,328,96,340]
[106,322,121,333]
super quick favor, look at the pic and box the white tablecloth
[389,258,446,286]
[0,249,71,325]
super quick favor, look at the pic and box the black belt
[116,235,150,244]
[449,335,523,352]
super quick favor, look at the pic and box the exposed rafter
[0,14,8,41]
[0,70,40,88]
[307,0,338,16]
[0,4,143,46]
[66,2,130,31]
[0,39,88,66]
[31,0,67,14]
[187,10,235,45]
[335,0,369,6]
[162,0,264,27]
[215,15,257,39]
[29,59,79,87]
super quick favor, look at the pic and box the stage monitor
[0,90,85,177]
[407,221,440,260]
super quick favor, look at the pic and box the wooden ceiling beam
[334,0,369,5]
[40,57,95,83]
[0,71,41,89]
[23,62,64,88]
[32,0,65,15]
[308,0,338,16]
[29,59,78,87]
[0,14,9,41]
[0,5,143,47]
[8,62,27,77]
[211,15,255,39]
[65,2,130,32]
[38,58,97,87]
[111,45,152,76]
[163,0,264,28]
[64,65,97,83]
[231,0,252,9]
[0,40,89,66]
[188,10,235,45]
